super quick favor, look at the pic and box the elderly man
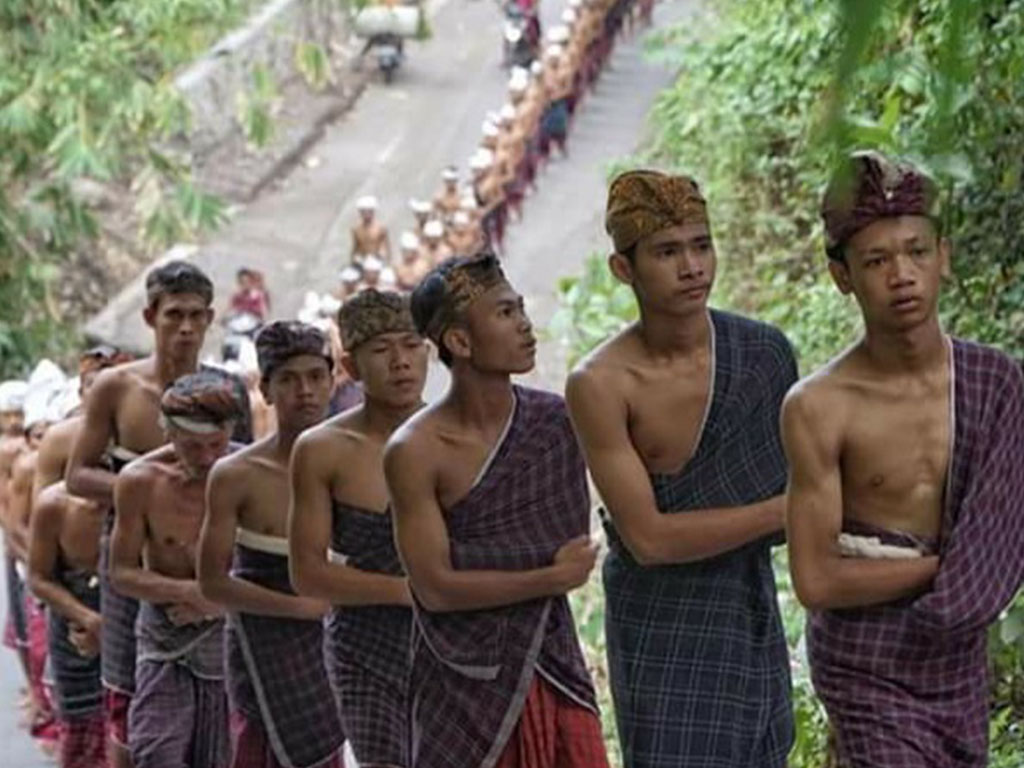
[110,371,245,768]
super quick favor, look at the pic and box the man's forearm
[293,559,408,607]
[413,564,567,613]
[202,574,316,618]
[66,467,115,506]
[627,496,783,566]
[111,566,194,605]
[29,575,97,627]
[800,555,939,611]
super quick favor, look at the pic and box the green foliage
[0,0,255,376]
[548,254,637,367]
[238,64,279,148]
[295,40,333,91]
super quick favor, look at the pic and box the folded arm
[385,434,581,612]
[782,386,938,610]
[288,433,409,607]
[66,372,120,505]
[199,458,327,619]
[566,369,782,567]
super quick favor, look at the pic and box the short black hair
[410,267,454,366]
[145,260,214,308]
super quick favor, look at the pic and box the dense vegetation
[0,0,262,375]
[555,0,1024,764]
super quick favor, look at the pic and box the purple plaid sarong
[227,540,344,768]
[98,523,139,696]
[809,339,1024,767]
[604,310,797,768]
[409,386,601,768]
[129,600,228,768]
[327,503,411,767]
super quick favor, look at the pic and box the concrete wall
[174,0,352,161]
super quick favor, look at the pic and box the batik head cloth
[604,169,708,254]
[821,150,941,260]
[415,254,506,345]
[337,289,418,351]
[161,370,244,433]
[255,321,332,381]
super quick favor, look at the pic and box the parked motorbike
[370,32,405,84]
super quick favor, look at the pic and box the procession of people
[1,0,1023,767]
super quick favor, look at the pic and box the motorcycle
[370,32,405,84]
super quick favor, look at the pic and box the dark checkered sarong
[809,340,1024,767]
[130,601,227,768]
[227,542,344,768]
[604,310,797,768]
[47,564,103,719]
[60,710,107,768]
[229,709,343,768]
[99,518,139,697]
[410,387,602,768]
[328,503,411,767]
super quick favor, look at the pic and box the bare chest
[114,384,165,455]
[237,472,291,537]
[626,365,711,476]
[59,498,104,572]
[842,385,951,536]
[144,483,206,577]
[333,446,389,513]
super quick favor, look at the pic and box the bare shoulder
[34,482,67,519]
[782,349,860,434]
[384,405,443,467]
[40,417,81,450]
[294,412,367,466]
[12,450,37,479]
[568,325,639,396]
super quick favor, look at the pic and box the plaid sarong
[327,502,411,767]
[4,553,28,649]
[59,710,107,768]
[129,658,229,768]
[227,541,344,768]
[410,386,600,768]
[47,562,103,718]
[98,526,138,696]
[604,310,798,768]
[229,709,344,768]
[809,339,1024,767]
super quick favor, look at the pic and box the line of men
[343,0,637,299]
[3,148,1022,768]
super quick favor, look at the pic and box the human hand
[553,535,599,592]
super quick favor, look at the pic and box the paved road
[10,1,694,764]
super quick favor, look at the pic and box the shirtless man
[433,167,462,223]
[110,372,244,768]
[290,290,427,767]
[446,211,481,257]
[540,44,572,158]
[469,150,506,255]
[420,220,453,266]
[567,170,795,767]
[0,380,29,725]
[28,478,107,768]
[351,196,391,265]
[67,260,251,767]
[395,232,432,292]
[385,254,608,768]
[199,322,343,768]
[409,198,433,238]
[783,151,1024,767]
[33,347,125,499]
[497,105,528,222]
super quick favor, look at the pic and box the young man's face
[169,425,232,478]
[0,411,24,436]
[262,355,333,431]
[614,222,716,317]
[145,293,214,357]
[349,332,428,408]
[359,210,375,225]
[459,282,536,375]
[830,215,949,333]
